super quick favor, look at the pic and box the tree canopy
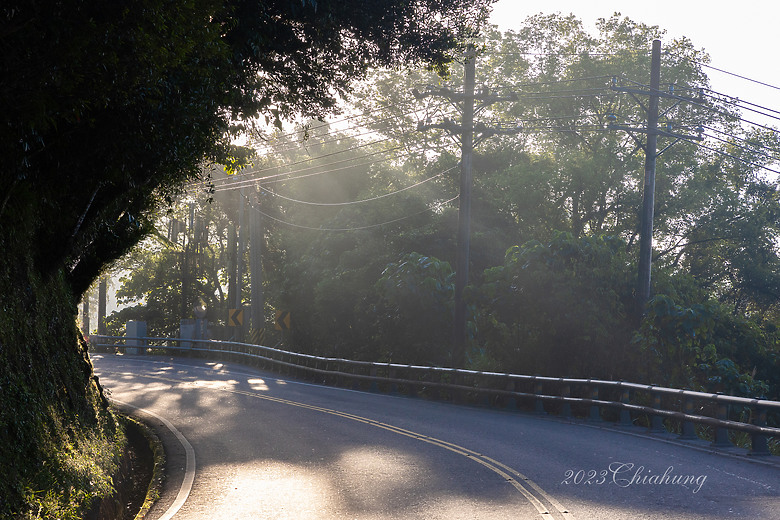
[0,1,495,516]
[110,15,780,402]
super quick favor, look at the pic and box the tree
[475,233,637,379]
[106,193,235,338]
[0,1,495,516]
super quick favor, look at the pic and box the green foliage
[474,232,637,378]
[633,295,777,397]
[2,0,494,515]
[373,253,457,365]
[0,247,122,518]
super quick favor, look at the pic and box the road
[92,354,779,519]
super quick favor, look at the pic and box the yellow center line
[112,370,573,519]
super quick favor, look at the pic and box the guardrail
[89,335,779,457]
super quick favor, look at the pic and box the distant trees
[109,15,780,402]
[245,16,780,397]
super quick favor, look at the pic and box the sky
[489,0,780,126]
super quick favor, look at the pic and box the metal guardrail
[89,335,780,456]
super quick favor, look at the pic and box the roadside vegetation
[1,0,492,516]
[109,18,780,404]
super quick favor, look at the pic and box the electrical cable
[259,165,457,206]
[697,125,780,163]
[251,102,456,156]
[685,136,780,176]
[200,135,403,189]
[246,193,459,232]
[691,61,780,92]
[211,144,407,193]
[704,89,780,117]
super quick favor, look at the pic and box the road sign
[228,308,244,327]
[275,310,291,331]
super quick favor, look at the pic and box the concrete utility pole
[453,45,476,364]
[609,39,702,315]
[249,195,264,342]
[236,188,246,341]
[637,39,661,311]
[98,277,107,336]
[415,44,519,364]
[227,222,238,324]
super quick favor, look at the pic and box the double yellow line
[120,368,573,519]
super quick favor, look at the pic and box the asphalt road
[92,354,779,519]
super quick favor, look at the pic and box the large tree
[0,1,494,516]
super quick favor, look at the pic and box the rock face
[86,417,157,520]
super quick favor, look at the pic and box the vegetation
[111,16,780,405]
[1,0,493,516]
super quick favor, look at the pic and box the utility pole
[609,39,702,315]
[236,188,246,341]
[97,277,107,336]
[415,44,519,364]
[181,202,195,319]
[227,222,237,330]
[638,39,661,311]
[249,194,264,343]
[453,45,476,364]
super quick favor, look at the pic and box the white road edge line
[111,398,196,520]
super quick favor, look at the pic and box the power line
[698,125,780,163]
[251,102,456,156]
[687,135,780,176]
[211,144,407,193]
[247,193,459,232]
[701,90,780,124]
[692,61,780,92]
[259,165,457,206]
[202,135,403,189]
[704,88,780,117]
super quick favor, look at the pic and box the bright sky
[489,0,780,126]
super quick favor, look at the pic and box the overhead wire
[259,165,457,206]
[211,143,408,192]
[201,135,402,190]
[692,61,780,92]
[684,135,780,176]
[246,192,459,232]
[698,125,780,163]
[251,101,456,156]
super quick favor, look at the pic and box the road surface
[92,354,779,519]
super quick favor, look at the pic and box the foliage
[1,0,493,515]
[0,253,122,518]
[633,295,777,397]
[106,194,236,337]
[373,253,457,365]
[112,16,780,402]
[474,232,637,378]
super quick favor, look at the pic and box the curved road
[92,354,779,519]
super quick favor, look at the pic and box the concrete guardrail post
[505,377,517,410]
[749,406,770,456]
[679,395,698,440]
[389,367,399,395]
[588,382,601,422]
[649,389,666,433]
[369,366,379,393]
[560,381,571,417]
[711,395,731,447]
[618,385,632,426]
[533,377,546,415]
